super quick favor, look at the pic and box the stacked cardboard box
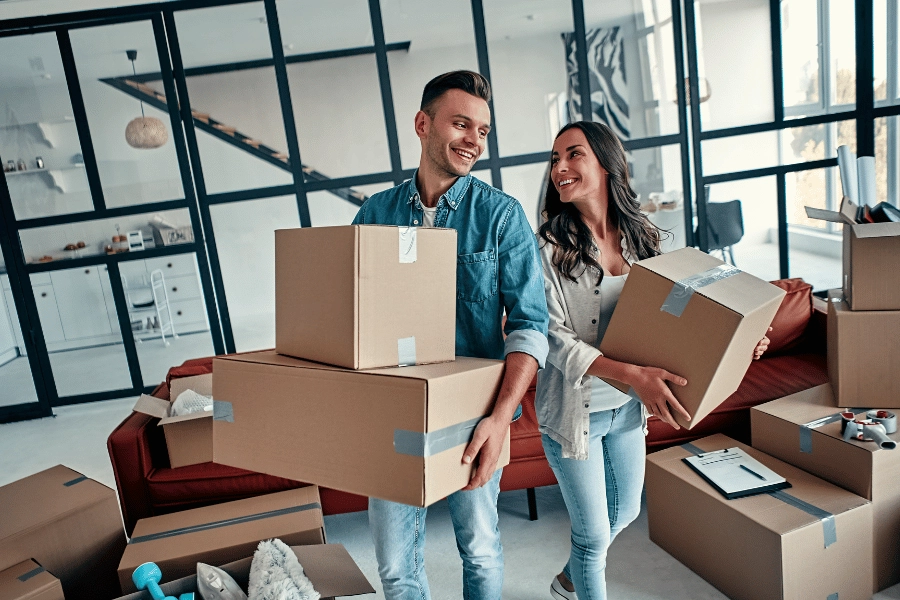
[212,225,509,507]
[806,197,900,406]
[0,560,64,600]
[752,384,900,592]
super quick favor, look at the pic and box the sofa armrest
[107,383,169,536]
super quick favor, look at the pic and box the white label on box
[399,227,417,263]
[398,336,417,366]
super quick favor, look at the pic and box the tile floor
[2,397,899,599]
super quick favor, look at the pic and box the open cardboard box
[0,559,64,600]
[806,197,900,311]
[114,544,374,600]
[599,247,785,428]
[117,486,325,593]
[752,384,900,591]
[132,374,212,468]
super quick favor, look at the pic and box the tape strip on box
[798,409,869,453]
[394,416,483,457]
[398,336,417,366]
[17,566,45,582]
[63,475,87,486]
[661,264,740,317]
[680,443,837,548]
[213,400,234,422]
[128,502,322,544]
[399,227,417,263]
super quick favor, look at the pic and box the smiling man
[352,71,549,600]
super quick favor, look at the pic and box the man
[352,71,549,600]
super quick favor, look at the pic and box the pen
[739,464,766,481]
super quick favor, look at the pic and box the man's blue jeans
[542,398,645,600]
[368,468,504,600]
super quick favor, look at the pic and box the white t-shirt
[589,273,631,411]
[422,206,437,228]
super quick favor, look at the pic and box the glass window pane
[120,253,216,385]
[210,196,300,352]
[484,0,573,156]
[278,1,393,180]
[500,163,549,232]
[175,3,294,195]
[828,0,855,107]
[17,208,193,264]
[786,167,841,291]
[782,0,820,110]
[34,266,132,397]
[0,33,93,221]
[585,0,681,138]
[697,0,775,129]
[0,271,39,407]
[632,144,686,253]
[383,0,481,170]
[875,0,888,102]
[68,21,185,209]
[705,176,779,282]
[875,116,895,206]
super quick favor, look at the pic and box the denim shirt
[352,172,549,371]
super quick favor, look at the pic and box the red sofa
[108,278,827,536]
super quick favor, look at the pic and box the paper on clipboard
[683,447,790,499]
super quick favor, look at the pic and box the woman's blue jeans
[368,468,504,600]
[542,398,645,600]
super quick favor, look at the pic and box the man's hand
[753,327,773,360]
[461,414,509,490]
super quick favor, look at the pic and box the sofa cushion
[766,278,813,355]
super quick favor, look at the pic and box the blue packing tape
[394,416,483,457]
[17,566,45,582]
[213,400,234,422]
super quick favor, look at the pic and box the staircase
[102,76,370,207]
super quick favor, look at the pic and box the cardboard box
[212,350,509,507]
[827,296,900,407]
[117,486,325,593]
[806,197,900,310]
[0,465,126,600]
[132,374,214,468]
[0,560,64,600]
[751,384,900,591]
[114,544,374,600]
[599,247,785,428]
[275,225,456,369]
[646,434,872,600]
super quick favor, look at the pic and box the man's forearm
[491,351,539,422]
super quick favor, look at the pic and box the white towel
[248,539,320,600]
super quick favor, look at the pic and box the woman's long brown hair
[538,121,663,284]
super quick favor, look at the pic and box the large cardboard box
[114,544,374,600]
[275,225,457,369]
[806,197,900,310]
[646,434,872,600]
[117,486,324,593]
[131,374,213,468]
[0,560,64,600]
[751,384,900,592]
[599,248,785,428]
[212,350,509,507]
[0,465,126,600]
[827,295,900,407]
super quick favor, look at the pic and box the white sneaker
[550,575,578,600]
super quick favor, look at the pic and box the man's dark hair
[420,70,492,116]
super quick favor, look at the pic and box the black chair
[701,199,744,266]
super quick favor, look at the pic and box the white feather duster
[248,538,320,600]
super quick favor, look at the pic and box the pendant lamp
[124,49,168,149]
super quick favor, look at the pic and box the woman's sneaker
[550,573,578,600]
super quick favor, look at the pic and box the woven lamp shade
[125,116,168,149]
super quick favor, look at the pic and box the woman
[536,121,770,600]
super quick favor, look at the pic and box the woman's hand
[753,327,773,360]
[628,366,690,430]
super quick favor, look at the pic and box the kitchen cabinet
[0,282,17,365]
[49,267,112,340]
[1,276,26,356]
[32,281,65,344]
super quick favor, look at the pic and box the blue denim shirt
[352,172,549,370]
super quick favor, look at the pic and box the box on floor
[826,294,900,407]
[806,196,900,311]
[132,373,213,468]
[0,560,64,600]
[212,350,508,507]
[117,486,325,593]
[114,544,374,600]
[0,465,126,600]
[646,434,872,600]
[751,384,900,592]
[275,225,457,369]
[600,247,785,428]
